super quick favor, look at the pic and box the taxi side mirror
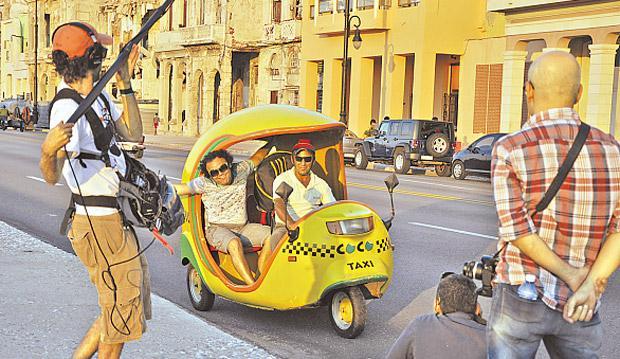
[384,174,399,193]
[275,182,294,202]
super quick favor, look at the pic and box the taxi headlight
[326,217,374,235]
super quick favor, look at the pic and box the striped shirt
[491,108,620,311]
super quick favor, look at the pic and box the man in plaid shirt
[489,51,620,358]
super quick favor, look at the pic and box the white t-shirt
[272,168,336,224]
[50,81,124,216]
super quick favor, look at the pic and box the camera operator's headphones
[52,22,108,69]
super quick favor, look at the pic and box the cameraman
[39,22,147,359]
[386,273,486,359]
[489,51,620,357]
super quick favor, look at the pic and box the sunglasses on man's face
[206,163,230,178]
[294,155,314,163]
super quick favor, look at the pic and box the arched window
[288,48,299,74]
[269,53,281,79]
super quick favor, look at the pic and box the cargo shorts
[69,213,152,344]
[206,223,271,252]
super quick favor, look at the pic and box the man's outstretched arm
[40,122,74,184]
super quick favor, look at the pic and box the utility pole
[33,0,39,125]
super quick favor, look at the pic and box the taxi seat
[254,151,293,212]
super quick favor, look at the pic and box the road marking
[26,176,63,186]
[47,214,58,217]
[400,178,487,192]
[347,182,494,206]
[408,221,498,240]
[166,176,182,181]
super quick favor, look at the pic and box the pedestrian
[153,112,159,135]
[386,273,486,359]
[489,51,620,358]
[39,22,148,359]
[363,118,377,138]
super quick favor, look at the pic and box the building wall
[300,0,498,137]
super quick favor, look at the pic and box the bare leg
[73,317,101,359]
[257,236,272,274]
[227,238,255,285]
[98,342,124,359]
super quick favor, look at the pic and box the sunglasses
[206,163,230,178]
[294,155,314,163]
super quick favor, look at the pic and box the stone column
[586,43,619,132]
[348,57,374,136]
[411,52,436,119]
[300,61,319,111]
[385,54,407,119]
[499,50,528,133]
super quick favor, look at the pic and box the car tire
[187,264,215,311]
[452,160,467,180]
[435,164,452,177]
[354,147,369,170]
[393,148,410,174]
[426,133,450,157]
[328,286,367,339]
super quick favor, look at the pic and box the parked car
[452,133,507,180]
[0,99,29,131]
[354,118,457,176]
[343,129,363,164]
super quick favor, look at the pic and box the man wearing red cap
[272,139,336,243]
[39,22,147,358]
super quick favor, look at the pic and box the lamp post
[33,0,39,125]
[338,0,361,125]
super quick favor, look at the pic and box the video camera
[462,255,498,297]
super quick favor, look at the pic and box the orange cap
[52,22,112,59]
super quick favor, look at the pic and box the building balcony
[152,24,225,52]
[313,6,389,36]
[264,19,302,44]
[488,0,574,12]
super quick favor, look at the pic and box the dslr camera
[463,255,498,297]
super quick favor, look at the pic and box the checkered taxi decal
[282,242,337,258]
[376,238,391,253]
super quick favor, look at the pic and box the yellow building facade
[300,0,620,146]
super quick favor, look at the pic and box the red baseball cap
[293,139,315,154]
[52,22,113,59]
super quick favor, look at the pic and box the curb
[364,162,437,176]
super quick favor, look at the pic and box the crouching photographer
[485,51,620,358]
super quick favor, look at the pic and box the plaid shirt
[492,108,620,311]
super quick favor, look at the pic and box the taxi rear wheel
[328,286,367,339]
[187,264,215,311]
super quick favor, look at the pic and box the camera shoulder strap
[494,122,590,257]
[533,122,590,216]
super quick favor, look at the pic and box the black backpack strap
[534,122,591,215]
[50,88,115,165]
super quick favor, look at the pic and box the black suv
[354,119,456,176]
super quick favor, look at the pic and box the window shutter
[473,65,490,133]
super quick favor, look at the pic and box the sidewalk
[0,221,275,359]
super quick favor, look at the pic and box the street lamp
[339,0,361,125]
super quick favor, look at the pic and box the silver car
[343,129,362,164]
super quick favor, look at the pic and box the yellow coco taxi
[180,105,398,338]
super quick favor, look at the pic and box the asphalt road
[2,130,619,358]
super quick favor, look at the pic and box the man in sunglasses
[386,273,486,359]
[271,139,336,244]
[175,148,271,285]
